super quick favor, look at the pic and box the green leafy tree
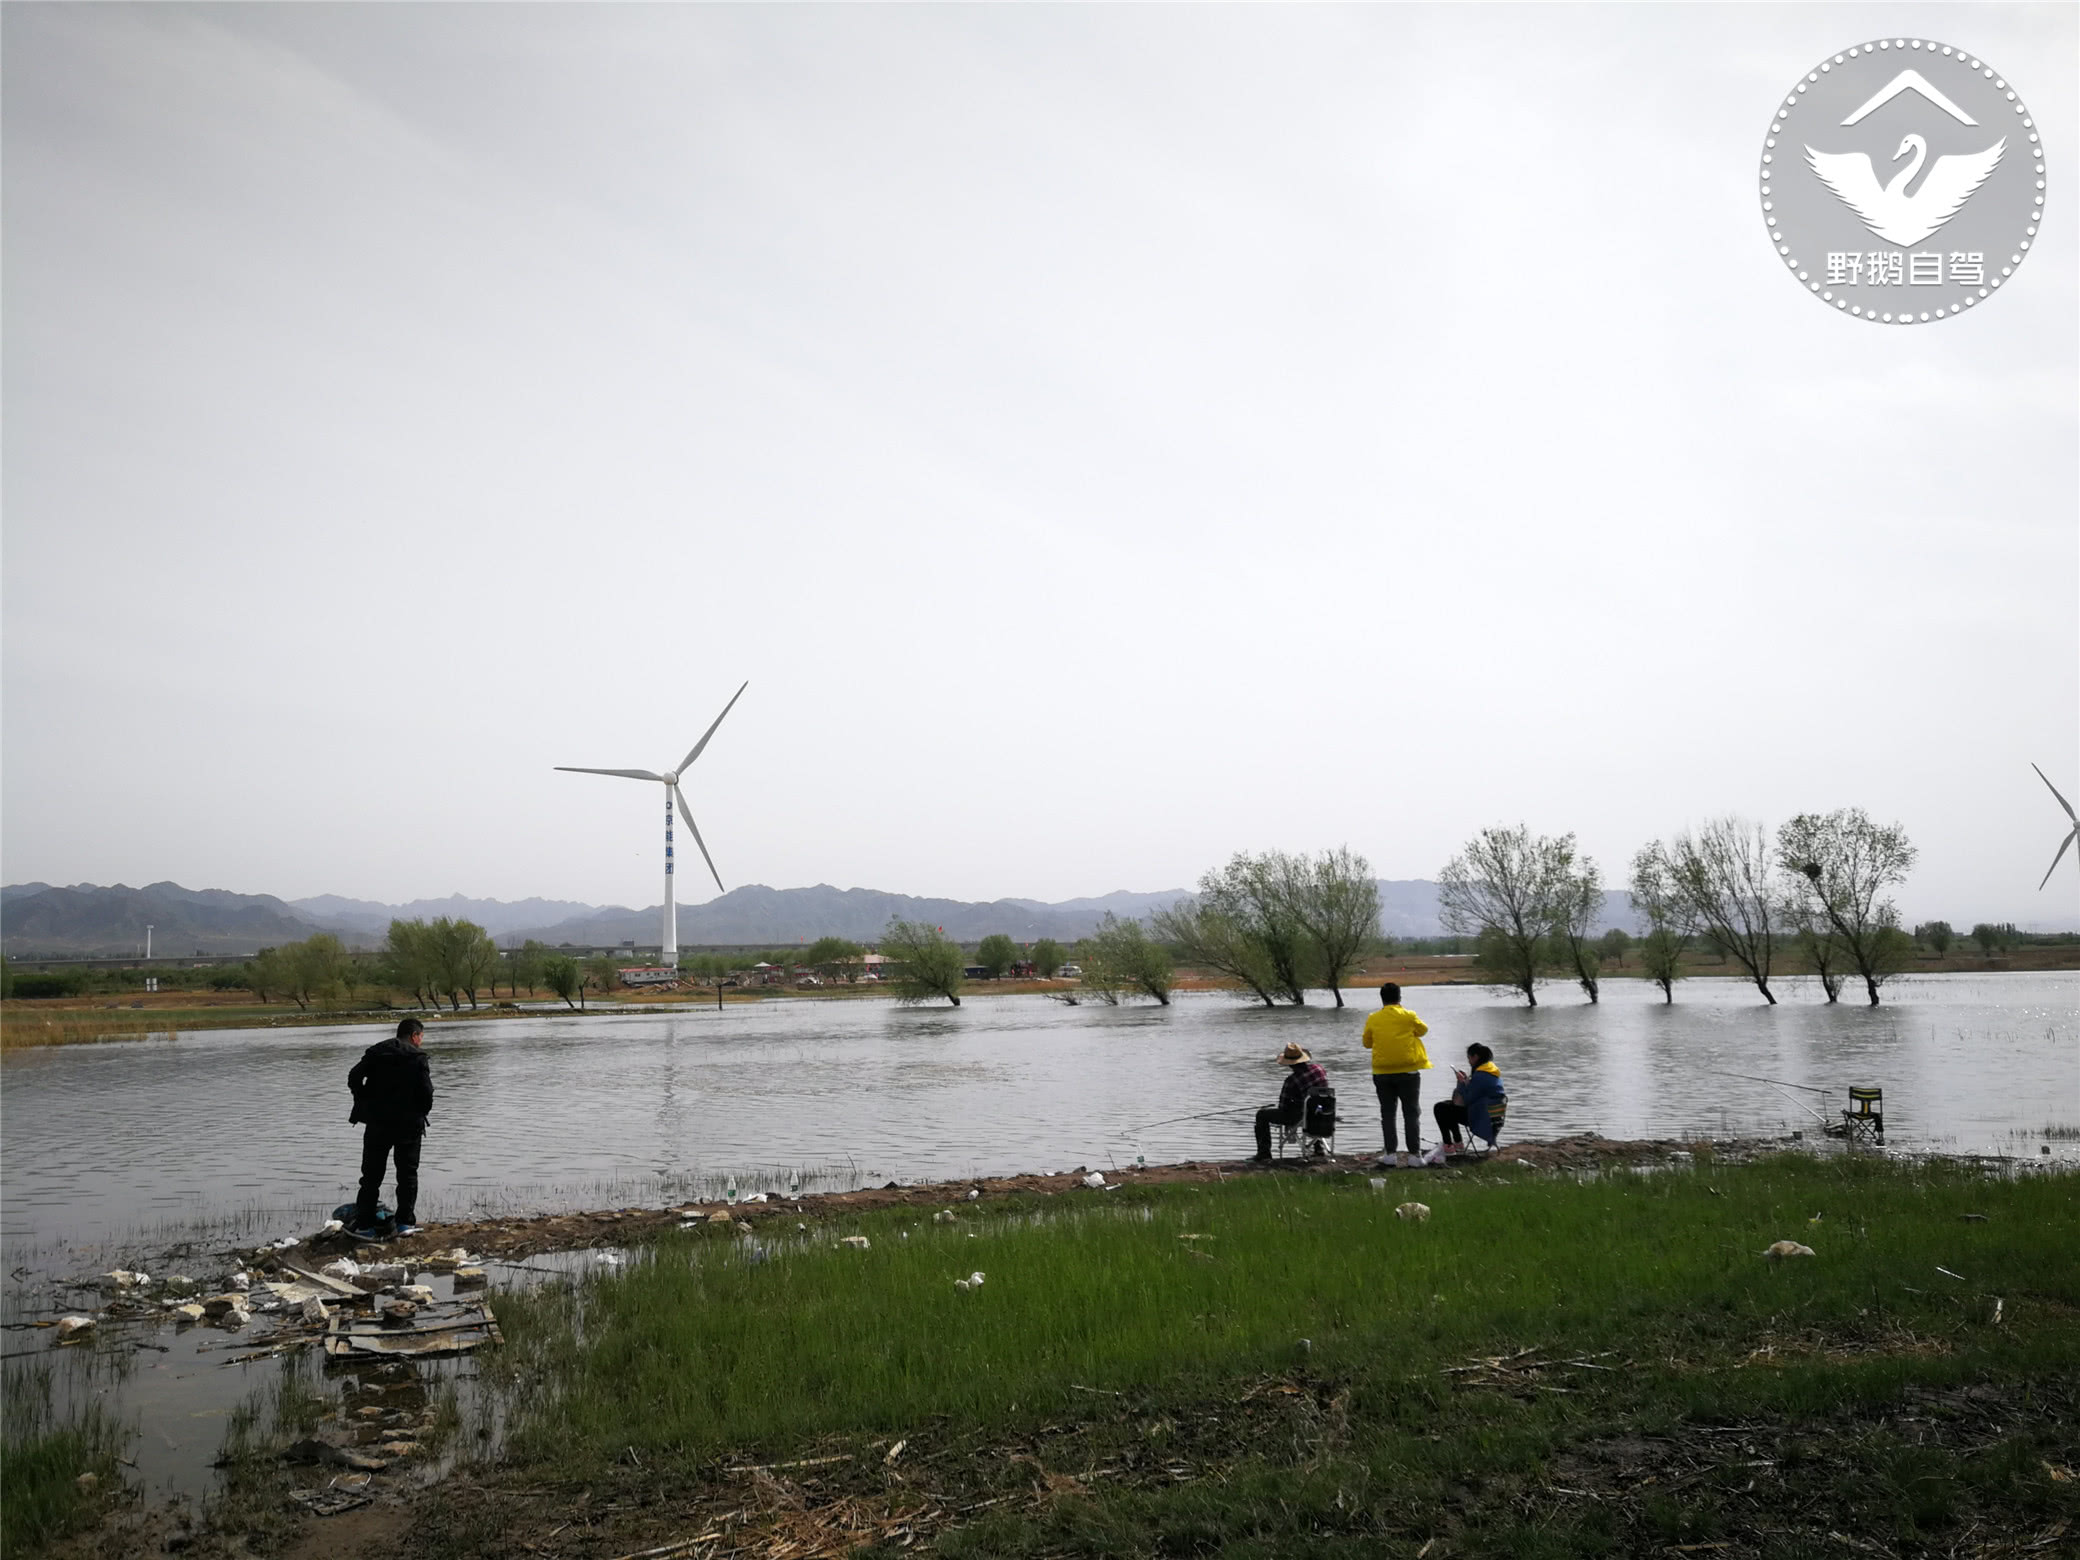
[1438,824,1577,1006]
[1628,844,1692,1005]
[1777,809,1917,1006]
[1547,850,1606,1004]
[582,953,620,1006]
[247,947,287,1004]
[1082,913,1173,1005]
[1153,895,1279,1006]
[804,937,864,983]
[1970,922,2014,954]
[1597,927,1631,967]
[1913,921,1954,956]
[1155,852,1315,1005]
[974,934,1019,979]
[541,955,581,1010]
[512,939,549,996]
[1270,846,1382,1008]
[882,919,964,1006]
[1030,938,1066,978]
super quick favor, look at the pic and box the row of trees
[1440,808,1919,1007]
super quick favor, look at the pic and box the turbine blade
[2033,763,2078,824]
[2039,827,2078,892]
[677,681,748,776]
[674,785,725,893]
[555,767,664,781]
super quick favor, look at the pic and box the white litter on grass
[54,1316,95,1343]
[1764,1241,1816,1262]
[840,1235,871,1250]
[742,1192,769,1203]
[1395,1202,1431,1222]
[1421,1143,1450,1167]
[1082,1173,1108,1189]
[954,1279,972,1292]
[968,1272,985,1285]
[595,1252,622,1266]
[967,1189,980,1200]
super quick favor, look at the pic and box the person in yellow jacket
[1360,982,1429,1168]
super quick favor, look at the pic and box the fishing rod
[1706,1069,1833,1125]
[1117,1107,1258,1136]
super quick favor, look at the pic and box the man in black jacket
[348,1017,434,1236]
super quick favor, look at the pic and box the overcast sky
[3,3,2074,928]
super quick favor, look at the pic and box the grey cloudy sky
[3,3,2074,928]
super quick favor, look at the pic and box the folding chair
[1841,1086,1884,1145]
[1277,1088,1337,1161]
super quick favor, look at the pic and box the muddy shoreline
[297,1133,1778,1266]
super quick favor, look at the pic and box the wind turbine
[557,682,747,971]
[2034,764,2078,892]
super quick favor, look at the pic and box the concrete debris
[319,1258,362,1282]
[161,1275,198,1295]
[300,1298,332,1325]
[450,1267,487,1289]
[200,1294,244,1317]
[840,1235,871,1249]
[218,1306,251,1330]
[379,1300,419,1327]
[101,1270,149,1291]
[352,1263,409,1291]
[1395,1202,1431,1222]
[1765,1240,1816,1262]
[227,1271,252,1291]
[396,1285,436,1305]
[54,1315,96,1344]
[171,1303,207,1324]
[419,1248,477,1272]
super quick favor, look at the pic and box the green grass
[0,1365,126,1560]
[412,1157,2080,1558]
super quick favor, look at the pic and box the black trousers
[1434,1099,1469,1145]
[1254,1104,1301,1157]
[1373,1072,1421,1153]
[356,1127,423,1225]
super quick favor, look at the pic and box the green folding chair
[1841,1086,1884,1145]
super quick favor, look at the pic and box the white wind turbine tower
[556,682,747,972]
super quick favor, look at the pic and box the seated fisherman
[1251,1043,1328,1163]
[1433,1043,1506,1155]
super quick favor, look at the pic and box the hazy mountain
[508,883,1185,948]
[0,881,336,957]
[291,893,605,938]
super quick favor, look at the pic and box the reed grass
[0,1364,126,1560]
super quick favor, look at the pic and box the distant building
[618,966,680,987]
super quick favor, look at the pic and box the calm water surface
[6,972,2076,1249]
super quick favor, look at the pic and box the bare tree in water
[1777,809,1917,1006]
[1645,818,1785,1004]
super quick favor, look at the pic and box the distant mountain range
[0,877,1651,958]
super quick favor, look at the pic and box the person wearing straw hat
[1251,1043,1328,1163]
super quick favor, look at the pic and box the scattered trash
[289,1484,371,1517]
[1764,1241,1816,1262]
[200,1294,244,1318]
[320,1219,345,1235]
[319,1258,362,1282]
[161,1275,198,1295]
[840,1235,871,1250]
[300,1297,332,1326]
[75,1472,98,1495]
[101,1270,149,1291]
[396,1284,435,1305]
[968,1271,985,1286]
[884,1439,907,1465]
[1961,1213,1990,1223]
[1421,1143,1449,1167]
[450,1267,486,1290]
[967,1188,981,1200]
[742,1192,769,1203]
[353,1262,408,1291]
[419,1248,476,1272]
[707,1211,735,1225]
[1081,1173,1108,1189]
[1936,1265,1966,1282]
[595,1252,622,1267]
[1369,1177,1387,1191]
[218,1306,251,1330]
[267,1236,300,1250]
[954,1278,973,1292]
[171,1303,206,1324]
[1297,1338,1312,1356]
[933,1210,958,1224]
[379,1300,419,1327]
[54,1316,95,1345]
[227,1271,252,1292]
[1396,1202,1431,1222]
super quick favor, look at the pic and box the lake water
[6,972,2077,1250]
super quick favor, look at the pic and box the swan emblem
[1805,133,2006,248]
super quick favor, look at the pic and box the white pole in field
[146,925,153,961]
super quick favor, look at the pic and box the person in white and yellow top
[1360,982,1429,1168]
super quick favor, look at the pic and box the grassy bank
[369,1155,2080,1560]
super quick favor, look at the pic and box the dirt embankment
[312,1135,1768,1266]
